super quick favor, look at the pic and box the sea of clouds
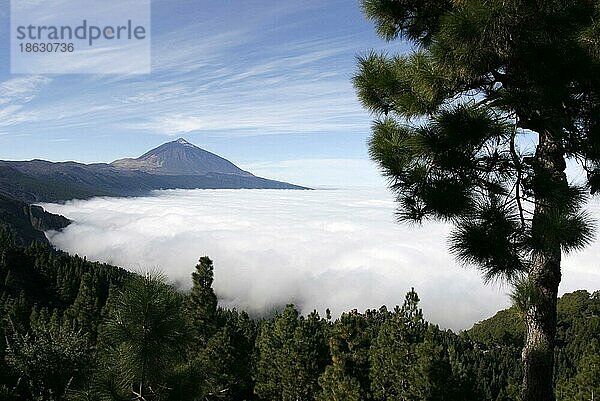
[41,188,600,330]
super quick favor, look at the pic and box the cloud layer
[42,188,600,330]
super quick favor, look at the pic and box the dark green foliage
[356,2,600,397]
[212,308,257,400]
[0,231,598,400]
[187,256,218,342]
[361,0,451,44]
[467,307,525,347]
[320,310,373,400]
[0,193,69,246]
[317,366,362,401]
[0,228,129,400]
[255,306,330,401]
[171,309,257,401]
[370,293,427,400]
[65,273,100,339]
[465,290,600,401]
[96,273,189,401]
[411,333,454,401]
[450,200,528,282]
[557,340,600,401]
[171,327,239,401]
[366,104,514,226]
[355,0,600,288]
[5,316,91,400]
[369,291,481,401]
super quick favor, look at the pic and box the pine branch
[510,124,526,229]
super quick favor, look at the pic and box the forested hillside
[0,193,70,246]
[0,230,598,400]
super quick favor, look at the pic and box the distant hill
[462,290,600,399]
[0,139,306,204]
[465,290,600,347]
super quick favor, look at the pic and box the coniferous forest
[0,228,598,401]
[2,2,600,400]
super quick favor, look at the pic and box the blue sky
[0,0,407,186]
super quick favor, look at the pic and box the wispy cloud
[0,76,51,105]
[0,0,409,169]
[127,114,205,136]
[0,76,53,130]
[0,2,388,138]
[0,104,42,127]
[10,0,150,74]
[3,36,373,137]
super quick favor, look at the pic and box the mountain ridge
[0,138,306,204]
[0,139,306,243]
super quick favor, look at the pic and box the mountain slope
[0,193,70,245]
[465,290,600,347]
[0,139,306,204]
[112,138,254,176]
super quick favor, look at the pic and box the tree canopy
[354,1,600,399]
[0,231,598,400]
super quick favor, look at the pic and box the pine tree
[255,305,299,400]
[5,312,91,400]
[562,340,600,401]
[66,272,98,337]
[171,327,238,401]
[221,309,257,399]
[354,2,600,399]
[98,272,188,401]
[255,306,330,401]
[317,364,363,401]
[321,311,373,400]
[283,311,330,401]
[187,256,218,342]
[370,289,428,401]
[411,334,453,401]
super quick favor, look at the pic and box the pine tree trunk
[521,130,566,401]
[521,250,560,401]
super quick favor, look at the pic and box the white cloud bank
[41,188,600,330]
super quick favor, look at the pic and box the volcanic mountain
[0,139,306,204]
[111,138,254,177]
